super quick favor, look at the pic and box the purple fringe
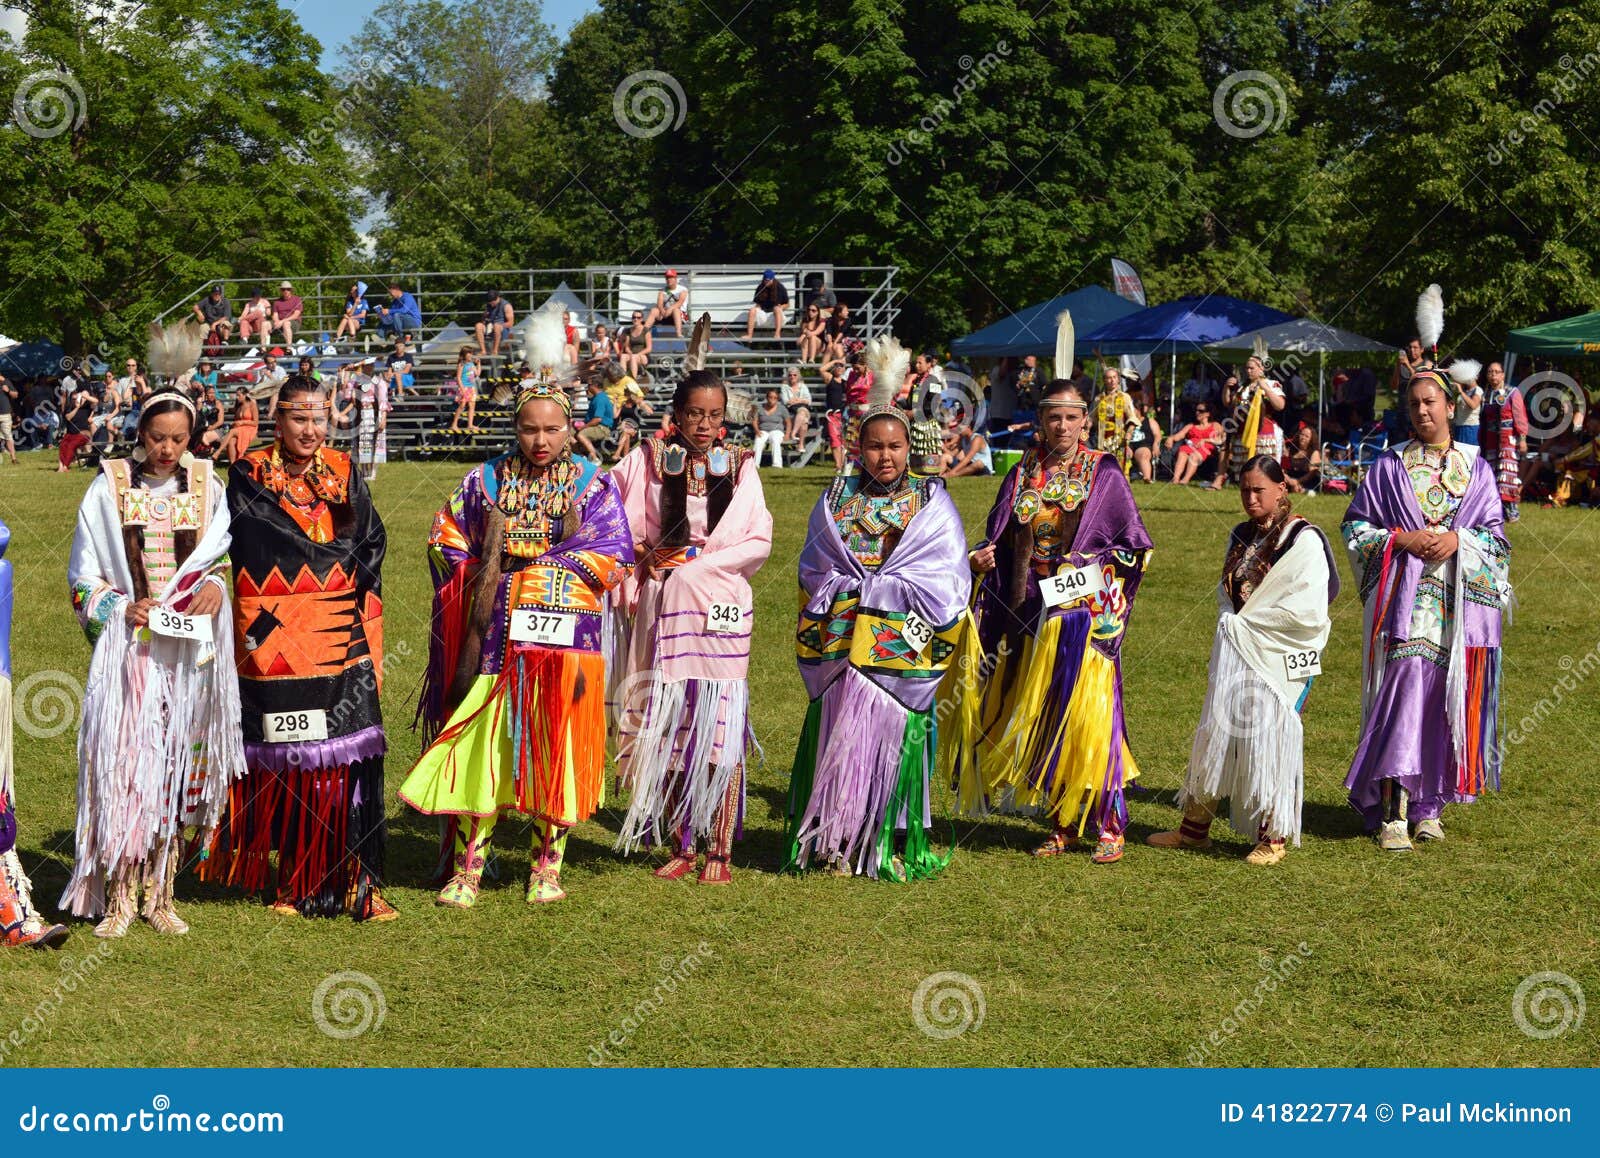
[794,673,907,878]
[245,724,388,773]
[1029,610,1091,797]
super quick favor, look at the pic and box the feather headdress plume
[1416,284,1444,353]
[683,312,711,374]
[1252,334,1270,364]
[524,305,568,381]
[1054,309,1074,381]
[1446,357,1481,385]
[145,319,205,383]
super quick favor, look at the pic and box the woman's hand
[1417,530,1459,563]
[185,582,224,617]
[125,597,156,627]
[969,544,997,574]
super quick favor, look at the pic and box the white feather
[524,306,567,376]
[864,334,909,412]
[1415,283,1444,349]
[145,320,204,383]
[1054,310,1074,380]
[684,313,711,373]
[1447,358,1481,385]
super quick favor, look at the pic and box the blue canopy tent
[950,286,1142,359]
[1079,294,1295,425]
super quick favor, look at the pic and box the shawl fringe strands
[1182,520,1339,845]
[1342,442,1509,816]
[400,454,633,828]
[607,438,774,854]
[196,447,390,920]
[60,460,246,917]
[956,451,1152,833]
[786,477,972,880]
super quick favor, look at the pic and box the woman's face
[632,311,643,326]
[1194,406,1212,424]
[1408,379,1452,443]
[860,417,909,483]
[1239,467,1285,523]
[276,395,329,458]
[675,386,724,451]
[1041,401,1087,454]
[1245,357,1265,381]
[517,398,570,467]
[140,409,192,475]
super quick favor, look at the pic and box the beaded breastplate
[1012,449,1099,566]
[258,446,349,544]
[1402,441,1471,528]
[494,453,582,559]
[828,474,929,569]
[648,437,750,496]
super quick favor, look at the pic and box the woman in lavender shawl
[959,374,1153,865]
[787,337,974,881]
[1343,368,1510,851]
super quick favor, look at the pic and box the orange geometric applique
[234,563,355,599]
[234,586,367,680]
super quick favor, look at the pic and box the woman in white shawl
[62,391,246,936]
[1148,455,1338,864]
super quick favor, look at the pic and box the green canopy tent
[1505,311,1600,357]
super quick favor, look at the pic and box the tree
[0,0,356,358]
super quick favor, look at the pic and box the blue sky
[286,0,598,69]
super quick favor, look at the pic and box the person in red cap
[645,269,690,336]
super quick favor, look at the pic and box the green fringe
[875,710,952,883]
[783,699,824,873]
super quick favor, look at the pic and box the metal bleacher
[154,264,900,462]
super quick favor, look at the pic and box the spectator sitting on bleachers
[384,337,414,400]
[781,365,811,447]
[798,304,826,363]
[618,310,652,382]
[296,355,324,384]
[644,268,689,336]
[561,310,579,367]
[378,283,423,340]
[804,276,838,317]
[575,377,616,462]
[334,282,370,346]
[475,289,515,360]
[259,351,288,418]
[239,288,271,344]
[752,386,788,468]
[823,302,854,363]
[192,382,224,458]
[743,269,789,340]
[271,281,304,345]
[56,377,97,472]
[614,380,652,460]
[193,284,233,349]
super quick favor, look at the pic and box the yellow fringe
[1240,387,1264,459]
[936,611,986,816]
[978,615,1063,811]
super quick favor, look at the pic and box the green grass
[1,450,1596,1067]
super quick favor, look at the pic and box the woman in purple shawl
[958,378,1153,864]
[787,338,973,880]
[1343,369,1510,851]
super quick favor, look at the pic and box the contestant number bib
[510,610,576,648]
[263,710,328,744]
[1284,648,1322,680]
[149,606,214,643]
[1041,564,1103,609]
[900,611,934,657]
[706,602,747,634]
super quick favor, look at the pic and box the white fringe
[59,587,246,917]
[1182,619,1304,845]
[613,676,749,853]
[0,672,13,804]
[2,847,43,933]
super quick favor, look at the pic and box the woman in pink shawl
[786,337,974,881]
[609,316,773,884]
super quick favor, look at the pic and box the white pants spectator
[753,429,784,467]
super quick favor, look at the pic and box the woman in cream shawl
[62,392,246,935]
[1149,455,1337,864]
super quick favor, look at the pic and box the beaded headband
[1039,394,1089,411]
[279,396,330,413]
[515,381,573,416]
[147,390,197,417]
[859,405,911,436]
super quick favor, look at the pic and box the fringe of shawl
[612,676,752,853]
[59,597,246,918]
[1181,617,1305,845]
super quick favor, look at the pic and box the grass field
[1,450,1596,1067]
